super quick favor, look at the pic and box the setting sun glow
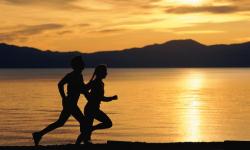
[175,0,202,5]
[0,0,249,52]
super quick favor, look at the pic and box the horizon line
[1,39,250,54]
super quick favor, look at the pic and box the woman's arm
[102,95,118,102]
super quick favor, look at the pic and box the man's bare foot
[32,132,42,146]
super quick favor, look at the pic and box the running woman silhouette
[76,64,118,144]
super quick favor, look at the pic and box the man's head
[70,56,85,71]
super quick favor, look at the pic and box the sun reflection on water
[181,72,204,141]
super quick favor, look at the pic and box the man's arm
[84,80,92,91]
[58,74,69,99]
[80,81,92,99]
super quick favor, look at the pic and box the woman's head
[70,56,85,71]
[93,64,107,80]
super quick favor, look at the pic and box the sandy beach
[1,140,249,150]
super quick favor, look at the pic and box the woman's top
[86,79,104,108]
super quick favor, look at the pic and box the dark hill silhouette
[1,39,250,68]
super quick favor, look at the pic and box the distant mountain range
[1,39,250,68]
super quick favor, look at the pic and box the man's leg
[70,106,86,132]
[32,109,70,146]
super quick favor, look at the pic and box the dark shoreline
[2,40,250,68]
[1,141,249,150]
[2,66,250,68]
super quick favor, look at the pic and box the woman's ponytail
[90,69,96,82]
[89,64,107,82]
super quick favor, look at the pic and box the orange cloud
[0,24,64,42]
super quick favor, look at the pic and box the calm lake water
[1,68,250,146]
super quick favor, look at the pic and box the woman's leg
[92,110,112,132]
[75,111,94,144]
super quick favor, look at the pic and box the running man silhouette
[76,64,118,144]
[32,56,88,146]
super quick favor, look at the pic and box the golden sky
[0,0,250,52]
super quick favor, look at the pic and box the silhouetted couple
[32,56,118,145]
